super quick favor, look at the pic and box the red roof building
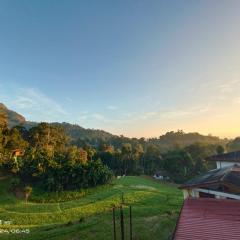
[12,149,24,157]
[173,198,240,240]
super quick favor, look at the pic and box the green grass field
[0,176,182,240]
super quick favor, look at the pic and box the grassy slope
[0,176,183,240]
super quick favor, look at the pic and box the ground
[0,175,183,240]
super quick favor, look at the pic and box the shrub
[10,177,20,189]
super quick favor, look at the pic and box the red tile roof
[173,198,240,240]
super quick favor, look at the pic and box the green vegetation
[0,120,113,192]
[1,102,239,239]
[0,103,231,190]
[0,176,182,240]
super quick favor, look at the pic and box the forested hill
[0,103,115,141]
[0,103,26,127]
[1,103,228,149]
[52,122,115,141]
[149,131,228,151]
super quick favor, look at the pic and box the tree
[121,143,132,175]
[0,112,8,166]
[24,186,32,203]
[227,138,240,152]
[185,143,216,175]
[5,127,28,150]
[29,123,69,156]
[0,112,7,128]
[144,144,162,175]
[163,149,194,183]
[216,145,225,154]
[66,146,88,166]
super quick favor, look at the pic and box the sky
[1,0,240,139]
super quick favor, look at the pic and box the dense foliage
[0,115,113,191]
[2,103,239,185]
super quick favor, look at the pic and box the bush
[10,177,20,189]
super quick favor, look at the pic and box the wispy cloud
[65,97,73,103]
[233,97,240,104]
[1,84,68,122]
[92,113,105,120]
[138,106,210,121]
[218,79,240,93]
[106,105,118,110]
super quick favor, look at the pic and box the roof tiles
[174,198,240,240]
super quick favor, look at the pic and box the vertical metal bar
[120,206,125,240]
[129,206,132,240]
[113,207,116,240]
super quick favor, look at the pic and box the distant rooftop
[180,164,240,190]
[207,151,240,162]
[173,198,240,240]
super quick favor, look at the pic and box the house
[173,198,240,240]
[180,151,240,200]
[173,151,240,239]
[206,150,240,169]
[179,164,240,200]
[11,149,24,158]
[153,170,169,180]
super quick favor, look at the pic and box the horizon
[1,1,240,139]
[1,102,232,140]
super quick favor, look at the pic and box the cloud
[233,97,240,104]
[138,106,210,121]
[1,85,68,122]
[15,88,67,114]
[140,111,158,119]
[106,105,118,110]
[92,113,105,120]
[65,97,73,103]
[217,79,240,93]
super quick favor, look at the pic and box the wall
[216,161,237,169]
[182,187,240,200]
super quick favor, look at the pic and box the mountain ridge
[0,103,115,141]
[0,103,228,147]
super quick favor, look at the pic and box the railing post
[129,206,132,240]
[112,207,116,240]
[120,205,124,240]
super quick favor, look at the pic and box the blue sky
[1,0,240,138]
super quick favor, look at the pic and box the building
[173,198,240,240]
[180,164,240,200]
[180,151,240,200]
[173,151,240,239]
[206,150,240,168]
[11,149,24,158]
[153,170,169,180]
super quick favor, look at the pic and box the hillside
[52,122,115,141]
[0,175,182,240]
[149,130,228,151]
[0,103,26,127]
[0,103,114,141]
[1,103,228,148]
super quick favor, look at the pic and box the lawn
[0,176,183,240]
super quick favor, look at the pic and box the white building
[180,151,240,200]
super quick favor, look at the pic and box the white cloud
[106,105,118,110]
[218,79,240,93]
[92,113,105,120]
[137,106,210,121]
[1,85,68,122]
[140,111,158,119]
[65,97,73,103]
[233,97,240,104]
